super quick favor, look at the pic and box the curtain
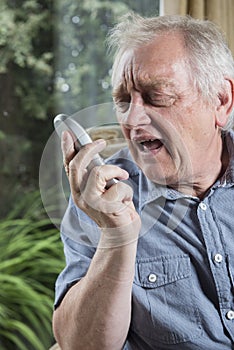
[163,0,234,55]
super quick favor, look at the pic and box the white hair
[107,12,234,130]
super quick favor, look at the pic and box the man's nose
[121,101,151,129]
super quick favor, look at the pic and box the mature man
[53,13,234,349]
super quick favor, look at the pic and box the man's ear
[215,78,234,128]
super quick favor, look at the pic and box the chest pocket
[131,255,202,345]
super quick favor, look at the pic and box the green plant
[0,191,64,350]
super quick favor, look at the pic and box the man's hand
[62,130,141,247]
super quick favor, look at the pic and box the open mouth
[131,133,164,154]
[140,139,163,152]
[133,137,163,154]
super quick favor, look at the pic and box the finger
[81,165,131,213]
[100,180,134,214]
[87,164,129,194]
[69,139,106,191]
[61,130,76,166]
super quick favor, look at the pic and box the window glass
[54,0,160,114]
[0,0,159,217]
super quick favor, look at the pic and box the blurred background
[1,0,233,349]
[0,1,160,349]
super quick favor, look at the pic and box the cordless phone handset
[53,114,117,188]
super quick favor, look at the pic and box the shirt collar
[139,176,191,209]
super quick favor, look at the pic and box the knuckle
[91,165,106,182]
[92,164,102,177]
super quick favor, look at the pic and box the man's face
[113,33,219,190]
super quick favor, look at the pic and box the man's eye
[115,101,130,113]
[146,94,176,107]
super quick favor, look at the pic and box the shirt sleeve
[54,198,98,308]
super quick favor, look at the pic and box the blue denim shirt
[55,131,234,349]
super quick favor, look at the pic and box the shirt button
[226,310,234,320]
[148,273,157,283]
[214,253,223,263]
[199,202,207,210]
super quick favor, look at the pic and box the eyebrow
[112,79,176,99]
[137,78,176,91]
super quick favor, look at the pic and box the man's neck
[171,134,229,199]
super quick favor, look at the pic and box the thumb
[62,130,76,165]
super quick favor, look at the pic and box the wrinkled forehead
[111,32,188,91]
[112,49,134,89]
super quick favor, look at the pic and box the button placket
[196,194,234,341]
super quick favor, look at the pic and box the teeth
[140,139,155,143]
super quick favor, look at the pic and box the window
[0,0,160,217]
